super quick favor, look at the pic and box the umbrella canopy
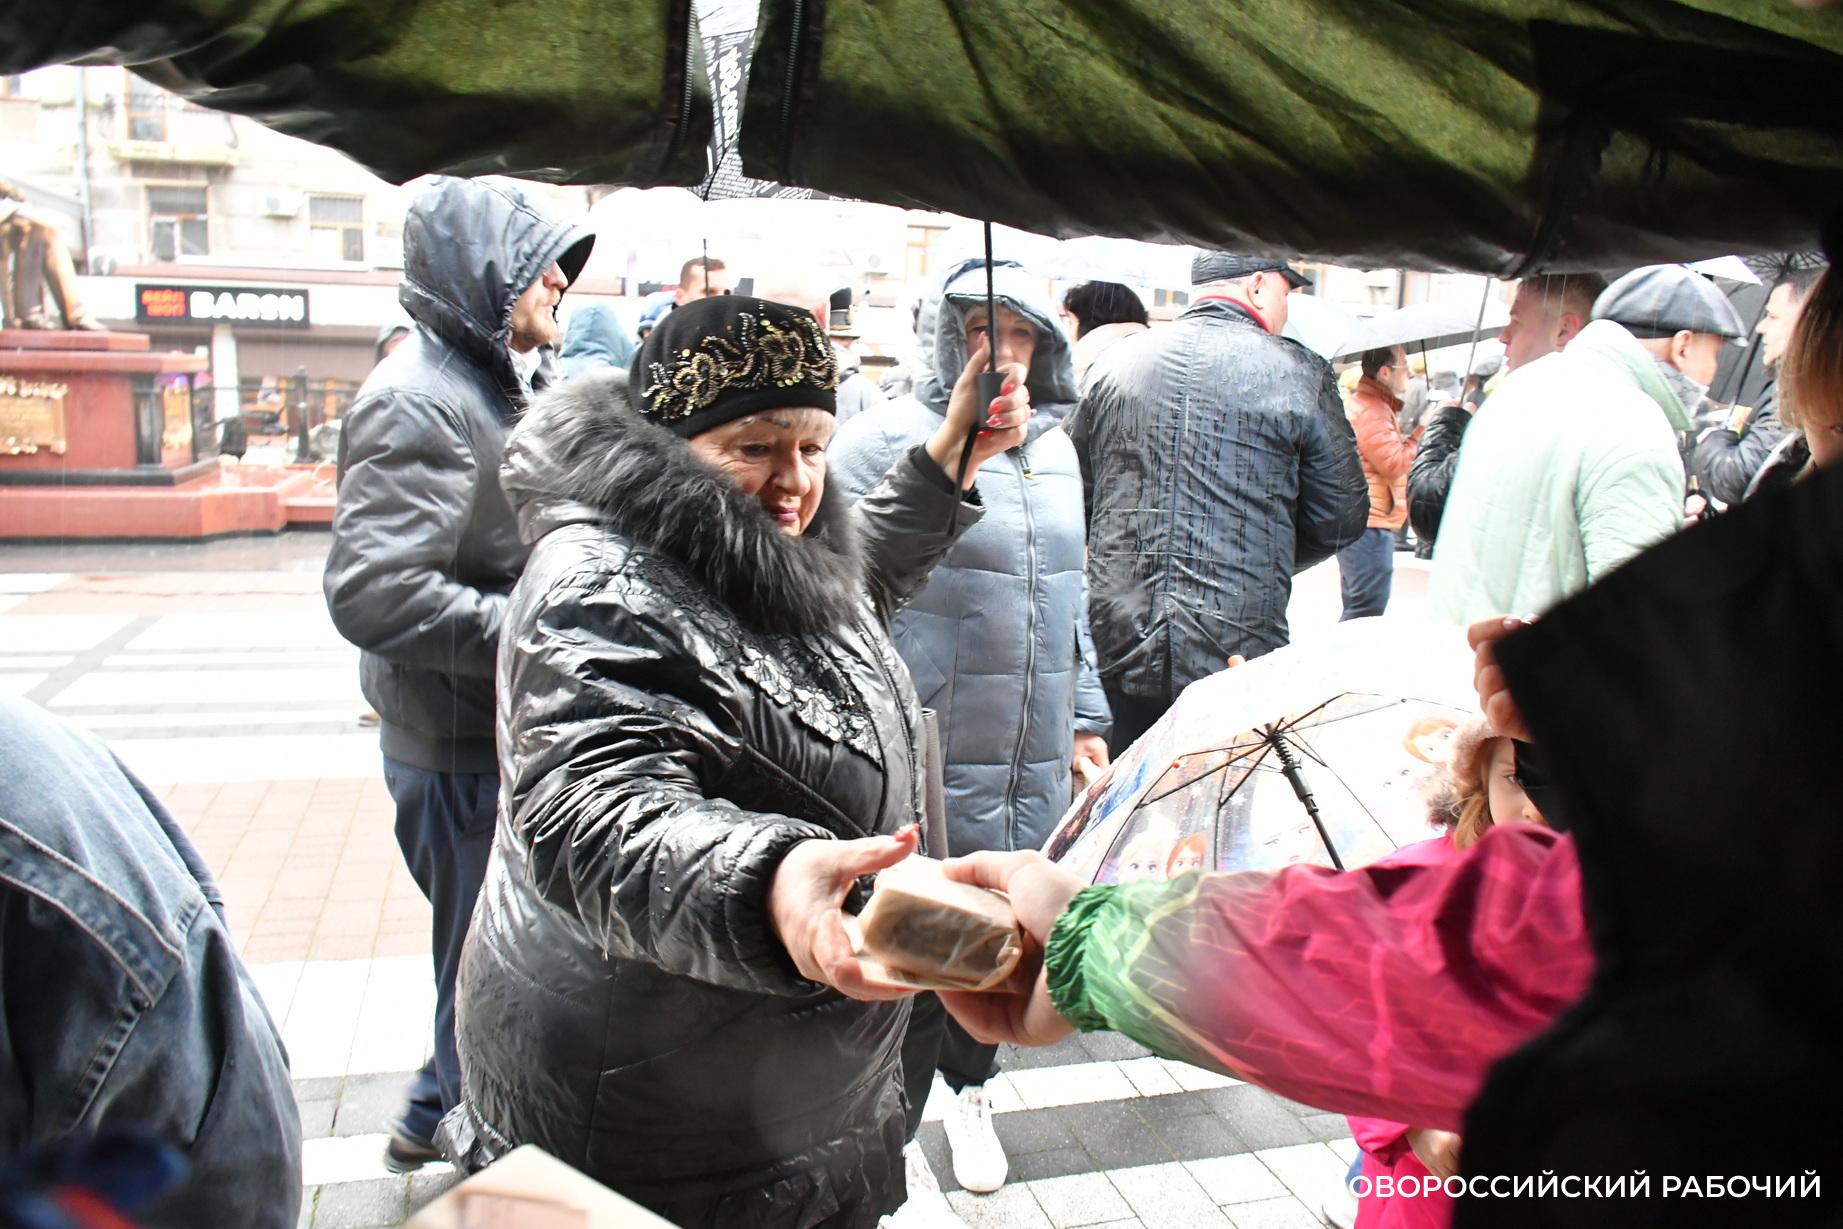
[1333,300,1512,361]
[1280,294,1365,360]
[1686,255,1764,285]
[4,2,1839,274]
[1042,619,1479,883]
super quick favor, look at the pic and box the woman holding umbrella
[444,295,1032,1228]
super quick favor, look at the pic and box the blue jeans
[383,757,498,1142]
[1337,527,1395,620]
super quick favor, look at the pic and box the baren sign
[135,283,310,328]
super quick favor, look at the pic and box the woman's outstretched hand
[769,825,920,1002]
[936,850,1084,1046]
[924,339,1031,489]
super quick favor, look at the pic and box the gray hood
[398,176,594,390]
[912,258,1079,444]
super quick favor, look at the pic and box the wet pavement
[0,535,1435,1228]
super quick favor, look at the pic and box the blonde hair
[1425,720,1521,850]
[1779,267,1841,436]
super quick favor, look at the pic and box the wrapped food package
[851,857,1024,992]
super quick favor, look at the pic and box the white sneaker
[883,1142,967,1228]
[1321,1181,1359,1229]
[942,1084,1007,1194]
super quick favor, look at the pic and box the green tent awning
[6,0,1839,273]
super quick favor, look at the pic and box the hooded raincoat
[324,177,592,774]
[830,260,1109,855]
[558,302,636,379]
[1429,320,1691,625]
[448,373,982,1227]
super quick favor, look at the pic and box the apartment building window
[308,194,365,262]
[127,78,169,141]
[148,185,208,260]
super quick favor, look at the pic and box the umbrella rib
[1136,745,1270,809]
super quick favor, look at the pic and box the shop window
[148,185,208,261]
[127,78,169,141]
[309,194,365,262]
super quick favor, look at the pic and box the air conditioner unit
[262,193,300,218]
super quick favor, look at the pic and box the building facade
[2,67,600,432]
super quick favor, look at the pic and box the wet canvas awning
[5,0,1839,274]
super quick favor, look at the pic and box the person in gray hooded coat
[830,258,1111,1199]
[323,175,592,1169]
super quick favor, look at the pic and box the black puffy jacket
[447,375,981,1227]
[323,177,592,773]
[1407,402,1471,555]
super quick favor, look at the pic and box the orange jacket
[1347,376,1421,530]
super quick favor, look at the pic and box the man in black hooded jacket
[323,176,592,1171]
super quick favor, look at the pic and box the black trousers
[1102,685,1175,758]
[900,992,1001,1141]
[383,756,498,1142]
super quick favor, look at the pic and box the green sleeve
[1045,878,1204,1052]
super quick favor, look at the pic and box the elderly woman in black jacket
[445,296,1031,1228]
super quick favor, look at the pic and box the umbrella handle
[948,222,1005,527]
[1266,729,1346,872]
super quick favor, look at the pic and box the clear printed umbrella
[1043,619,1478,883]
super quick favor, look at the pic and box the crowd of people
[1,169,1837,1229]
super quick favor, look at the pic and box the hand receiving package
[848,856,1024,992]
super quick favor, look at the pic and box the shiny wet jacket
[324,176,592,774]
[447,372,980,1226]
[1069,298,1367,697]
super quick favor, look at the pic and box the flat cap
[1191,250,1312,289]
[1592,265,1745,340]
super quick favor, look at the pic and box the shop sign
[0,376,68,456]
[136,283,310,328]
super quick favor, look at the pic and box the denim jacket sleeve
[0,699,301,1228]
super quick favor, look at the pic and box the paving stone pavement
[0,546,1427,1227]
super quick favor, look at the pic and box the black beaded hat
[631,295,839,437]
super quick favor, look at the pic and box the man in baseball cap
[1069,248,1367,751]
[1431,264,1740,625]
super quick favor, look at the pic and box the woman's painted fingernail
[1002,377,1018,394]
[987,416,1002,427]
[978,429,991,437]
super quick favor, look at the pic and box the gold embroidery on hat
[641,311,840,423]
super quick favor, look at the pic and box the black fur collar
[502,371,865,638]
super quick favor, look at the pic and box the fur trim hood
[500,370,865,638]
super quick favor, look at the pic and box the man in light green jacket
[1431,266,1744,624]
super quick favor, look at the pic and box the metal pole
[948,222,1006,528]
[293,364,312,463]
[74,68,94,257]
